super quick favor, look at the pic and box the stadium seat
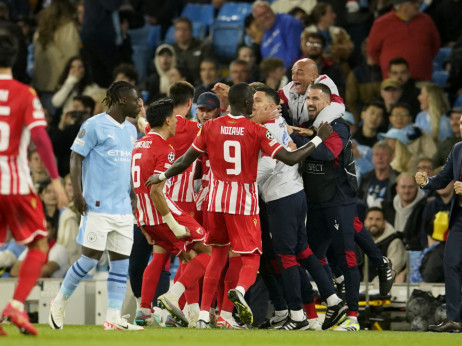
[432,70,449,87]
[181,3,215,29]
[454,94,462,108]
[216,2,252,23]
[146,25,162,49]
[432,47,451,72]
[211,22,244,62]
[164,25,175,45]
[128,23,154,82]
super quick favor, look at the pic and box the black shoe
[277,318,309,330]
[322,301,347,330]
[334,279,346,300]
[428,319,461,333]
[377,257,395,296]
[258,312,288,329]
[227,289,253,326]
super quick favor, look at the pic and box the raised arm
[145,147,202,187]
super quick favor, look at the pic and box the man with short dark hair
[172,17,215,83]
[433,108,462,168]
[228,59,251,86]
[388,57,420,118]
[193,59,220,102]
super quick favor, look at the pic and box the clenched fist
[415,171,428,187]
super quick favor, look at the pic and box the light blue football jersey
[71,113,137,214]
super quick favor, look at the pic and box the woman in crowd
[415,83,451,142]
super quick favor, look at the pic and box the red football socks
[140,253,169,309]
[200,246,228,312]
[13,249,47,303]
[236,254,260,291]
[221,256,242,313]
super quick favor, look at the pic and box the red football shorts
[143,211,206,256]
[206,212,262,255]
[175,201,197,219]
[0,193,47,246]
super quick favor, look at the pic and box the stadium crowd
[1,0,462,335]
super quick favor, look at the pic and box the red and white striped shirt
[0,75,47,195]
[192,114,283,215]
[167,115,200,203]
[131,132,183,226]
[195,154,211,211]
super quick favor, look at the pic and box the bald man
[278,58,344,127]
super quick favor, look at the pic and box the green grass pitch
[1,325,461,346]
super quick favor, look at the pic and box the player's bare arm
[145,147,202,187]
[149,180,191,239]
[275,122,332,166]
[70,151,87,215]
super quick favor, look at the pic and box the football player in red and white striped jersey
[131,98,210,327]
[0,30,68,336]
[145,83,333,327]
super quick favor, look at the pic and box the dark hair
[244,13,255,29]
[146,98,175,128]
[36,0,75,49]
[255,85,280,105]
[113,63,138,84]
[56,56,93,94]
[103,81,136,108]
[309,83,332,99]
[306,32,325,47]
[390,102,412,115]
[174,17,192,31]
[37,178,52,195]
[0,29,18,67]
[388,57,409,70]
[169,81,194,107]
[363,99,386,115]
[311,3,329,25]
[201,58,219,71]
[365,206,385,218]
[259,57,284,77]
[73,95,95,114]
[229,82,252,107]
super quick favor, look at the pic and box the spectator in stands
[194,59,221,102]
[299,31,345,98]
[382,172,427,250]
[305,2,354,74]
[49,95,95,177]
[172,17,215,84]
[28,148,49,187]
[388,58,420,119]
[51,56,105,115]
[259,57,288,91]
[415,83,452,142]
[113,63,138,85]
[80,0,124,88]
[379,126,437,173]
[0,2,28,83]
[426,0,462,47]
[358,141,398,208]
[363,207,406,282]
[0,241,25,277]
[168,66,193,87]
[419,168,451,282]
[33,0,80,115]
[237,45,260,82]
[352,100,386,148]
[367,0,440,82]
[379,78,402,121]
[388,103,413,130]
[243,13,263,64]
[11,217,69,278]
[37,178,60,232]
[228,59,251,86]
[446,33,462,99]
[433,107,462,168]
[57,174,81,265]
[345,40,382,123]
[141,44,176,104]
[252,0,303,68]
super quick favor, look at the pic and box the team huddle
[0,27,395,335]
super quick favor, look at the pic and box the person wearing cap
[433,107,462,168]
[367,0,440,82]
[195,92,221,125]
[379,78,402,120]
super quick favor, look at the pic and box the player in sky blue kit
[48,81,143,331]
